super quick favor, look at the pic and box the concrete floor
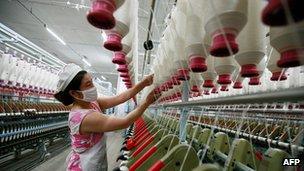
[32,131,124,171]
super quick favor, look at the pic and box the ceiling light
[101,31,107,43]
[82,58,91,67]
[46,27,66,45]
[75,4,80,10]
[101,76,106,80]
[96,78,102,83]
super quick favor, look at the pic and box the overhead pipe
[151,86,304,107]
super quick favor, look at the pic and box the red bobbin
[189,56,207,72]
[104,32,123,51]
[240,64,259,77]
[87,0,116,29]
[210,33,238,57]
[262,0,304,26]
[277,49,303,68]
[217,74,232,85]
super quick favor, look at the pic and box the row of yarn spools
[85,0,303,90]
[86,0,136,89]
[0,48,58,97]
[140,0,304,103]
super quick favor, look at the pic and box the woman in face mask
[54,63,159,171]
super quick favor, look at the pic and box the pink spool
[277,49,303,68]
[112,51,126,65]
[117,64,128,73]
[177,69,190,81]
[233,81,243,89]
[262,0,303,26]
[270,71,287,81]
[217,74,232,85]
[240,64,259,77]
[189,56,207,72]
[249,77,261,85]
[210,32,238,57]
[104,32,123,51]
[87,0,116,29]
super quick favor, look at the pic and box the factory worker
[54,63,159,171]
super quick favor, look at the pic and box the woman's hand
[141,74,154,87]
[145,90,161,105]
[97,74,154,109]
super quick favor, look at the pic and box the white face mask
[77,87,98,102]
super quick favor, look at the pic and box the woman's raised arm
[80,90,159,134]
[97,75,153,109]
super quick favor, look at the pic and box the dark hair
[54,70,87,106]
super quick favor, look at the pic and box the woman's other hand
[141,74,154,87]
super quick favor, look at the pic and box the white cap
[56,63,83,92]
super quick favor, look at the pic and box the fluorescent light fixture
[101,31,107,43]
[96,78,102,83]
[101,76,106,80]
[46,27,66,45]
[82,58,91,67]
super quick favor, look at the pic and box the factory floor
[32,131,125,171]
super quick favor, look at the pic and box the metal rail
[0,138,70,171]
[188,120,304,152]
[151,87,304,107]
[164,115,304,152]
[206,108,304,114]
